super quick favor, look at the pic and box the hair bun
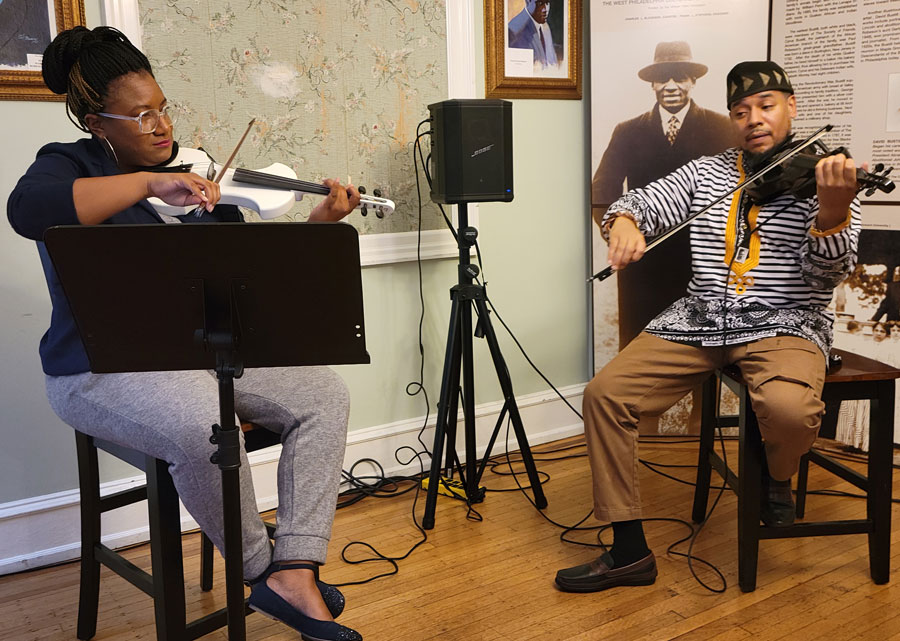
[42,26,134,94]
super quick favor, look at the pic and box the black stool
[692,348,899,592]
[75,424,280,640]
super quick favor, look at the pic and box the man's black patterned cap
[726,61,793,109]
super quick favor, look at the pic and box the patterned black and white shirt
[601,147,861,357]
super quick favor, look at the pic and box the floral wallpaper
[138,0,448,233]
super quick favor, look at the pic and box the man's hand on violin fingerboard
[815,153,864,232]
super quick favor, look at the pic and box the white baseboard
[0,383,585,576]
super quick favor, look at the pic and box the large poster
[589,0,769,432]
[772,0,900,206]
[772,0,900,444]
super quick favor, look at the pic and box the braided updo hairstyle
[42,26,153,132]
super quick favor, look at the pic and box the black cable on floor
[333,448,431,587]
[327,119,436,586]
[492,416,729,592]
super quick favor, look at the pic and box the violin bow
[190,118,255,216]
[214,118,256,183]
[587,124,834,283]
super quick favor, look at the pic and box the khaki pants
[584,333,826,522]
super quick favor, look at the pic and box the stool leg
[737,385,761,593]
[692,375,717,523]
[75,433,101,641]
[147,456,188,641]
[795,452,809,519]
[200,533,214,592]
[868,381,894,584]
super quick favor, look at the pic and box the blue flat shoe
[249,576,362,641]
[250,562,345,619]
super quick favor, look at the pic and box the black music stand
[44,222,369,641]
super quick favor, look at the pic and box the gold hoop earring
[99,136,119,167]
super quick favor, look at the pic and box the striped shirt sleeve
[601,158,703,241]
[800,196,861,290]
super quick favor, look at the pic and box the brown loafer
[555,551,657,593]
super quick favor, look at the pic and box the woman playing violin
[8,26,363,641]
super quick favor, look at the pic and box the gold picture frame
[485,0,582,100]
[0,0,87,101]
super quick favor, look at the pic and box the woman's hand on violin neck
[606,214,647,272]
[144,172,221,213]
[815,153,862,230]
[309,178,361,222]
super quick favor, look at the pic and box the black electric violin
[588,125,895,283]
[743,135,895,204]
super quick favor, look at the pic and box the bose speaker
[428,99,513,204]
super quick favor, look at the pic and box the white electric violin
[146,144,395,220]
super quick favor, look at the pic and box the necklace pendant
[728,273,755,294]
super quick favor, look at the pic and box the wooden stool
[692,348,899,592]
[75,424,280,640]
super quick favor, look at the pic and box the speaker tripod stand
[422,203,547,529]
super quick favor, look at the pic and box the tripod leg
[459,297,479,503]
[443,336,463,479]
[423,295,463,530]
[474,299,548,509]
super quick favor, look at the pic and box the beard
[744,132,794,172]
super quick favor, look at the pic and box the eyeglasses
[97,104,180,134]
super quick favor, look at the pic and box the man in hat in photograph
[592,41,736,355]
[592,41,734,214]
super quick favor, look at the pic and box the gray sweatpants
[46,366,349,581]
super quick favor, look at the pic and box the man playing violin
[8,26,363,641]
[556,61,863,593]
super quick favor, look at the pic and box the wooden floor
[2,436,900,641]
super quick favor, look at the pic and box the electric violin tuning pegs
[373,188,385,218]
[357,185,368,216]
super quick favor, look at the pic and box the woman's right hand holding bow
[144,171,221,213]
[73,172,222,225]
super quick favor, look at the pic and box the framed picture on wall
[484,0,582,99]
[0,0,86,101]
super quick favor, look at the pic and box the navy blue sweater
[7,137,242,376]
